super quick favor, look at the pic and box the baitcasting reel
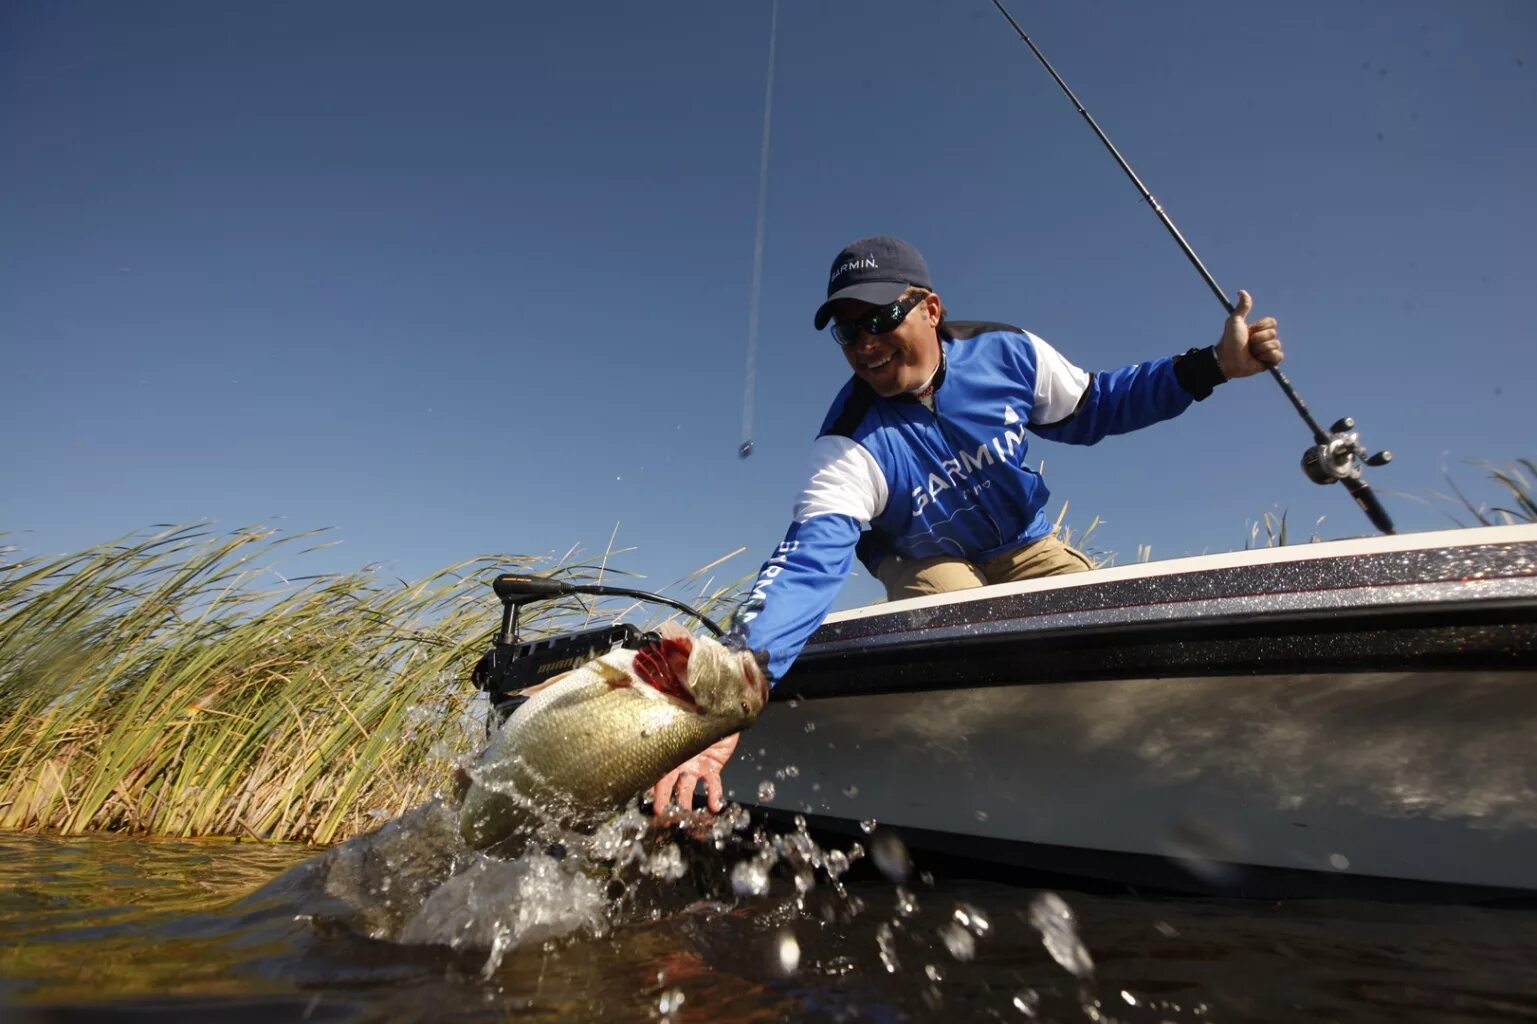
[1300,417,1393,486]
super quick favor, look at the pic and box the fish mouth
[739,650,770,712]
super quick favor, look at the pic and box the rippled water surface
[3,827,1537,1023]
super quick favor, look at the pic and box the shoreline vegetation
[1,460,1530,845]
[0,524,742,845]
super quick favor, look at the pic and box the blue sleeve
[732,513,861,683]
[1030,356,1194,446]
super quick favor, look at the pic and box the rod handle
[1345,477,1396,535]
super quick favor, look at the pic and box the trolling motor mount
[1301,417,1393,486]
[472,573,726,729]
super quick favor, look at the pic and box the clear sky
[4,0,1534,613]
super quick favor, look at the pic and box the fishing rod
[987,0,1395,535]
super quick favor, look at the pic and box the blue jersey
[735,322,1225,681]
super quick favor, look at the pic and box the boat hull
[732,526,1537,898]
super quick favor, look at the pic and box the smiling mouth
[862,354,894,371]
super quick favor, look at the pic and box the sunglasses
[829,292,928,347]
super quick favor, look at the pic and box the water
[4,824,1537,1023]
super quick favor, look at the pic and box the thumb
[1231,289,1253,320]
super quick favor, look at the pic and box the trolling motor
[471,574,726,730]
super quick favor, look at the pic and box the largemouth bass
[459,623,768,852]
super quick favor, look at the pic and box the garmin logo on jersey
[830,253,877,284]
[910,425,1031,516]
[737,539,800,624]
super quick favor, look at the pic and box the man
[652,235,1283,815]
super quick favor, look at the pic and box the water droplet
[773,927,800,975]
[1155,920,1179,938]
[757,780,776,802]
[925,963,944,983]
[843,785,859,798]
[876,922,900,973]
[975,809,989,822]
[1329,852,1351,870]
[1012,989,1040,1017]
[895,886,919,917]
[784,765,800,778]
[645,844,686,880]
[1121,990,1139,1007]
[824,849,850,877]
[955,902,991,936]
[934,916,971,959]
[859,818,878,833]
[804,722,816,733]
[787,699,800,709]
[657,987,685,1015]
[938,921,976,961]
[1028,892,1095,978]
[871,832,911,883]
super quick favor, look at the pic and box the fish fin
[633,627,696,705]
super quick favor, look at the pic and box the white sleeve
[792,435,889,524]
[1025,331,1092,425]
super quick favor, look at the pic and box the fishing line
[987,0,1395,535]
[739,0,778,460]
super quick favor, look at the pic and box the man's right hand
[1216,289,1284,379]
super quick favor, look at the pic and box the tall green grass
[0,524,732,844]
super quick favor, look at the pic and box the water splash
[397,851,609,974]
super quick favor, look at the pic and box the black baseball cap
[812,235,933,330]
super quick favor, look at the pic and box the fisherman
[652,234,1283,815]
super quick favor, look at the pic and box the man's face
[829,291,943,398]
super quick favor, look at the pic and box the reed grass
[0,524,729,845]
[1433,458,1537,526]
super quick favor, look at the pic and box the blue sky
[4,0,1534,613]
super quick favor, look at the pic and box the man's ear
[922,291,943,327]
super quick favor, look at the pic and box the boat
[734,524,1537,901]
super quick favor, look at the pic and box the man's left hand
[1217,289,1284,379]
[650,733,740,816]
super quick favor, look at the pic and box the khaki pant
[874,534,1095,601]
